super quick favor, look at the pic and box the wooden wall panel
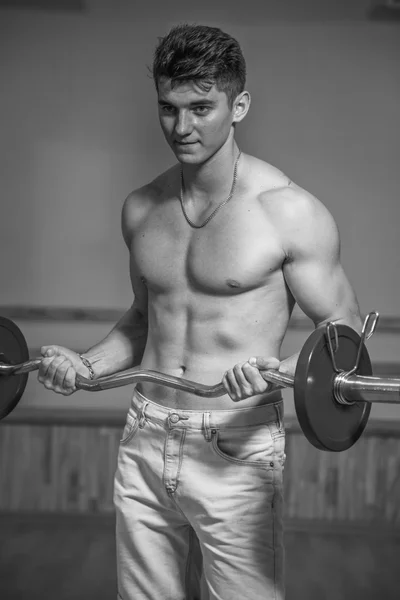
[1,416,400,527]
[0,423,120,513]
[283,432,400,524]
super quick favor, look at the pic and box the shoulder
[121,165,179,246]
[240,154,291,195]
[267,183,339,259]
[123,165,179,216]
[242,154,339,257]
[265,181,337,231]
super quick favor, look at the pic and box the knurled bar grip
[0,357,295,398]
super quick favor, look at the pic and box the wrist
[279,353,299,377]
[78,354,95,380]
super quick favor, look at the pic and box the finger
[222,371,241,401]
[230,364,254,400]
[222,371,239,400]
[38,356,56,382]
[248,356,280,371]
[39,350,64,371]
[63,364,77,391]
[52,357,73,389]
[42,355,70,388]
[241,362,270,395]
[41,346,56,358]
[53,384,74,396]
[57,360,73,389]
[52,362,75,395]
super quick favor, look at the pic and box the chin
[174,150,204,165]
[176,154,203,165]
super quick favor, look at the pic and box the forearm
[317,312,363,336]
[81,305,148,379]
[280,312,363,378]
[279,352,300,377]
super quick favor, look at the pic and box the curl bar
[1,312,399,452]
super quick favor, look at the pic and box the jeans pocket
[211,423,276,469]
[120,412,139,445]
[267,422,286,468]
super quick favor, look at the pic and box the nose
[174,110,192,137]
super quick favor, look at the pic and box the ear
[232,91,251,123]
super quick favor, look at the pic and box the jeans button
[169,413,180,424]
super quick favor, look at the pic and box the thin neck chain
[179,151,242,229]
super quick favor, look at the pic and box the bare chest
[131,199,285,295]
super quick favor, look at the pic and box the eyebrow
[158,99,216,107]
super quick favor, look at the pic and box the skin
[38,78,362,409]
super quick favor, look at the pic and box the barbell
[0,312,399,452]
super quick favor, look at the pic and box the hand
[222,356,281,401]
[37,345,90,396]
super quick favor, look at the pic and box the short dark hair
[152,24,246,108]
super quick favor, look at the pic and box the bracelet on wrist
[79,354,95,380]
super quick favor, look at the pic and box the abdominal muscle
[137,288,290,410]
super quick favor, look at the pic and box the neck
[181,139,240,201]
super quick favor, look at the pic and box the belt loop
[203,412,212,442]
[139,401,149,429]
[274,402,284,432]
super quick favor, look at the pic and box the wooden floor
[1,514,400,600]
[1,409,400,598]
[0,514,116,600]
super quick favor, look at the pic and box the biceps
[283,258,359,325]
[129,259,148,319]
[131,279,148,321]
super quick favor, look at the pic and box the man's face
[157,78,236,164]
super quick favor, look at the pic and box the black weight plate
[0,317,29,420]
[294,325,372,452]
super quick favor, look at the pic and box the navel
[226,279,241,289]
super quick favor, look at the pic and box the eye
[193,106,211,115]
[159,105,175,114]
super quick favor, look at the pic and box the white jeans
[114,387,286,600]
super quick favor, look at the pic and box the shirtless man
[38,24,362,600]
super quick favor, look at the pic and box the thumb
[248,356,280,371]
[41,346,58,358]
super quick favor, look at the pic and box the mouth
[174,141,198,146]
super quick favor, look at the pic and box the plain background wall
[0,0,399,419]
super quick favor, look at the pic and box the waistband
[130,386,284,430]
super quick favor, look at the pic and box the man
[38,24,362,600]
